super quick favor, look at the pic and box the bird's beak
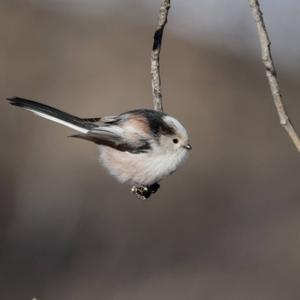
[184,144,192,150]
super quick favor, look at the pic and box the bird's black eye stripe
[173,138,178,144]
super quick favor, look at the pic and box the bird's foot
[131,183,160,200]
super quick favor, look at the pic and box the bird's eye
[173,138,179,144]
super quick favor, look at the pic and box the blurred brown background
[1,1,300,299]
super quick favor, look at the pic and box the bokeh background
[1,1,300,299]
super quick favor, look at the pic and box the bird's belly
[98,146,186,185]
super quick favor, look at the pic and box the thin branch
[151,0,171,112]
[248,0,300,152]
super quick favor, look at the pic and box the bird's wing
[80,115,120,124]
[70,127,151,154]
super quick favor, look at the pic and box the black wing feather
[70,133,151,153]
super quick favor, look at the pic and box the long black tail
[7,97,100,133]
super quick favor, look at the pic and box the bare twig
[249,0,300,152]
[151,0,171,112]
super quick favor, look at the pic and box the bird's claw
[131,183,160,200]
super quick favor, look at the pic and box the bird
[6,97,191,199]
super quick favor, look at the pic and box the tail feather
[7,97,97,133]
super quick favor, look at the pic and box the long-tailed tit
[7,97,191,199]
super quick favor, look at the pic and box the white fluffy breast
[98,145,188,185]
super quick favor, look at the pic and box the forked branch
[151,0,171,112]
[249,0,300,152]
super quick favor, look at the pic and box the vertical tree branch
[151,0,171,112]
[249,0,300,152]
